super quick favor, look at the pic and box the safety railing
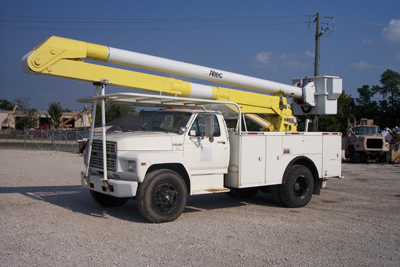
[0,129,91,151]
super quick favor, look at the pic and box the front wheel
[349,149,360,163]
[90,190,130,207]
[281,165,314,208]
[136,169,187,223]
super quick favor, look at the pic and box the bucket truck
[22,36,343,223]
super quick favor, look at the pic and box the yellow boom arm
[22,36,296,131]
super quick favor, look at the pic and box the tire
[349,149,360,163]
[90,190,129,207]
[226,187,258,199]
[136,169,187,223]
[79,141,87,153]
[281,165,314,208]
[270,185,284,206]
[380,152,390,163]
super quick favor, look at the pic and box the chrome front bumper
[81,172,138,197]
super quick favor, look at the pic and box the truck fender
[145,163,191,194]
[282,156,321,195]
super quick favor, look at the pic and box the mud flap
[313,178,327,195]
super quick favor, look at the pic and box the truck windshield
[355,126,379,135]
[140,111,192,133]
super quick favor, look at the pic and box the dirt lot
[1,148,399,266]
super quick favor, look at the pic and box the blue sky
[1,0,399,111]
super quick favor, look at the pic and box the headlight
[128,161,136,172]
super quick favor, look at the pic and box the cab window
[189,114,221,137]
[141,111,191,133]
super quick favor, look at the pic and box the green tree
[94,103,137,126]
[22,108,39,129]
[0,99,15,110]
[335,91,356,134]
[318,115,341,132]
[372,69,400,127]
[47,101,64,128]
[13,97,29,111]
[355,85,380,121]
[13,97,39,129]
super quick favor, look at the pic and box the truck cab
[345,119,389,163]
[82,104,234,222]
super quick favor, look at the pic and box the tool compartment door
[322,134,342,177]
[238,135,266,186]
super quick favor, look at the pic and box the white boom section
[106,48,303,99]
[21,36,342,115]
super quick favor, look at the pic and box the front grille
[90,140,117,171]
[366,138,383,149]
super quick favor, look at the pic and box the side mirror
[178,126,187,135]
[205,114,214,142]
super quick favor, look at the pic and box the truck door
[184,114,229,175]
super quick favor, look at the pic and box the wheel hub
[293,175,308,198]
[153,182,178,212]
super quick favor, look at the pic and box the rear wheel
[137,169,187,223]
[90,190,129,207]
[281,165,314,208]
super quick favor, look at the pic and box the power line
[336,24,400,34]
[0,14,307,22]
[0,21,305,31]
[333,17,400,28]
[1,13,398,34]
[0,14,308,30]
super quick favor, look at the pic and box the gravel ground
[1,148,400,266]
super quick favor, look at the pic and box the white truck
[22,36,343,223]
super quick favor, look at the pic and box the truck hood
[104,131,183,151]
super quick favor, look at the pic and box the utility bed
[226,131,342,188]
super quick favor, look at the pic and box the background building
[0,110,91,130]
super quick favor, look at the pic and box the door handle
[217,141,226,144]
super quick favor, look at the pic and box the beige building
[0,110,91,130]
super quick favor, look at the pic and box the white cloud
[305,51,314,58]
[350,61,381,70]
[382,19,400,43]
[351,61,371,69]
[253,51,310,70]
[255,51,273,64]
[363,39,372,44]
[278,53,296,61]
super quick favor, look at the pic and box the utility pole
[314,12,320,77]
[313,12,323,131]
[306,12,334,131]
